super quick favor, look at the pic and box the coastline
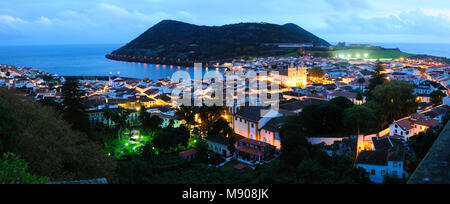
[64,75,143,81]
[106,54,197,67]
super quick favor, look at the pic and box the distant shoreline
[64,75,143,81]
[105,54,198,67]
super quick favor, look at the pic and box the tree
[176,105,197,129]
[104,108,131,139]
[330,96,354,110]
[430,90,447,106]
[373,80,418,124]
[0,153,50,184]
[140,106,163,130]
[141,143,156,163]
[209,118,233,137]
[61,78,89,133]
[356,92,364,102]
[0,103,18,154]
[310,67,325,79]
[367,61,386,98]
[153,126,190,152]
[302,103,345,135]
[0,88,117,181]
[227,134,236,154]
[38,98,63,113]
[357,78,366,91]
[279,115,312,166]
[198,105,226,137]
[343,105,376,135]
[194,137,210,162]
[408,126,441,159]
[274,114,371,184]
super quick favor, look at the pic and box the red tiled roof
[236,145,263,156]
[415,118,440,127]
[410,113,421,119]
[179,149,197,157]
[396,119,414,130]
[240,138,271,147]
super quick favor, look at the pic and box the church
[277,63,307,88]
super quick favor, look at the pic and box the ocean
[0,43,448,80]
[0,44,217,80]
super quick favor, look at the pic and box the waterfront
[0,43,448,81]
[0,44,219,80]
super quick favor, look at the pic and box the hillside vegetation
[107,20,330,65]
[0,88,117,182]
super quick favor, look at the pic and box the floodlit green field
[331,49,412,59]
[280,48,412,59]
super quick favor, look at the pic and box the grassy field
[280,48,412,59]
[330,48,412,59]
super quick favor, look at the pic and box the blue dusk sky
[0,0,449,45]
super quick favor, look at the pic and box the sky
[0,0,449,45]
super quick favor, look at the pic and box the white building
[389,113,440,141]
[357,150,408,184]
[206,135,233,158]
[230,106,294,149]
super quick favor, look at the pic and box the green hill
[107,20,330,65]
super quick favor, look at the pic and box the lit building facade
[276,63,307,88]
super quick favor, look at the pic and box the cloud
[98,2,168,25]
[0,0,449,44]
[318,8,450,43]
[36,16,51,25]
[0,15,27,27]
[58,10,83,19]
[323,0,372,11]
[324,9,450,35]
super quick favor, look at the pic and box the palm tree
[175,105,197,129]
[357,78,366,92]
[104,108,131,140]
[198,105,224,136]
